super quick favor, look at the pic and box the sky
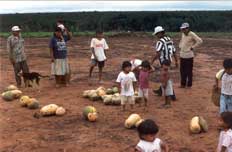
[0,1,232,14]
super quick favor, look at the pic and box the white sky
[0,1,232,14]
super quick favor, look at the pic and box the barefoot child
[217,112,232,152]
[138,60,154,108]
[116,61,137,111]
[135,119,168,152]
[89,30,109,84]
[160,60,173,108]
[215,58,232,113]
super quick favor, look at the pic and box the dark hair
[221,112,232,129]
[162,60,171,66]
[137,119,159,139]
[141,60,151,70]
[55,27,62,32]
[57,19,64,24]
[96,29,103,34]
[223,58,232,69]
[122,61,132,70]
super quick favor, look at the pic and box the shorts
[91,59,105,68]
[162,80,173,96]
[121,95,135,105]
[220,94,232,114]
[138,88,149,99]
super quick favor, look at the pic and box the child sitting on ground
[138,60,154,109]
[135,119,168,152]
[116,61,137,111]
[217,112,232,152]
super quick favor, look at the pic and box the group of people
[6,21,232,151]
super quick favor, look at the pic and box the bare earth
[0,34,232,152]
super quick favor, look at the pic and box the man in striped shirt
[151,26,177,100]
[151,26,178,67]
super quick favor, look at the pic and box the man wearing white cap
[179,22,203,88]
[7,26,29,87]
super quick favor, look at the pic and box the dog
[18,72,49,88]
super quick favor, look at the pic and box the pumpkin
[10,90,22,99]
[83,106,97,120]
[1,91,14,101]
[83,90,91,98]
[125,114,141,129]
[40,104,59,116]
[97,89,106,97]
[89,92,101,101]
[19,96,30,107]
[4,85,18,92]
[190,116,201,134]
[96,86,106,91]
[111,96,121,105]
[27,98,39,109]
[135,119,144,128]
[87,90,97,98]
[216,69,225,80]
[106,88,114,95]
[112,87,119,94]
[102,95,113,105]
[199,116,208,132]
[87,112,98,122]
[56,107,66,116]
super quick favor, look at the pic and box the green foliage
[0,11,232,32]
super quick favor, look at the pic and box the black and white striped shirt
[155,36,176,64]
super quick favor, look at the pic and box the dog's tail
[38,74,50,78]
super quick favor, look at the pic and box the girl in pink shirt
[138,60,154,109]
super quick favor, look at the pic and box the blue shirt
[49,36,69,59]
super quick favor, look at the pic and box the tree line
[0,11,232,32]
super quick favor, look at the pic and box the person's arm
[91,47,98,61]
[191,32,203,50]
[173,52,178,68]
[103,39,109,61]
[50,48,54,62]
[151,52,160,65]
[64,27,72,40]
[149,65,155,73]
[161,142,169,152]
[7,37,15,65]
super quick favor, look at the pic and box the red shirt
[139,70,149,89]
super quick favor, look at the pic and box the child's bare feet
[161,104,171,109]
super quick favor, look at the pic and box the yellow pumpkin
[56,107,66,116]
[40,104,59,116]
[87,112,98,122]
[125,114,141,129]
[19,96,30,107]
[96,86,106,91]
[135,119,144,128]
[199,116,208,132]
[4,85,18,92]
[190,116,201,134]
[97,89,106,97]
[83,90,91,98]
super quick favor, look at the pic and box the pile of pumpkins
[83,86,121,105]
[1,85,22,101]
[40,104,66,116]
[189,116,208,134]
[82,106,98,122]
[19,96,39,109]
[125,113,144,129]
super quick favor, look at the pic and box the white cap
[180,22,190,29]
[58,24,65,31]
[11,26,21,32]
[131,59,142,70]
[152,26,164,35]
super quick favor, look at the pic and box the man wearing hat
[179,22,203,88]
[7,26,29,87]
[151,26,178,101]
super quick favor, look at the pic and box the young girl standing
[217,112,232,152]
[116,61,137,111]
[138,60,154,108]
[135,119,168,152]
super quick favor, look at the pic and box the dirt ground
[0,34,232,152]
